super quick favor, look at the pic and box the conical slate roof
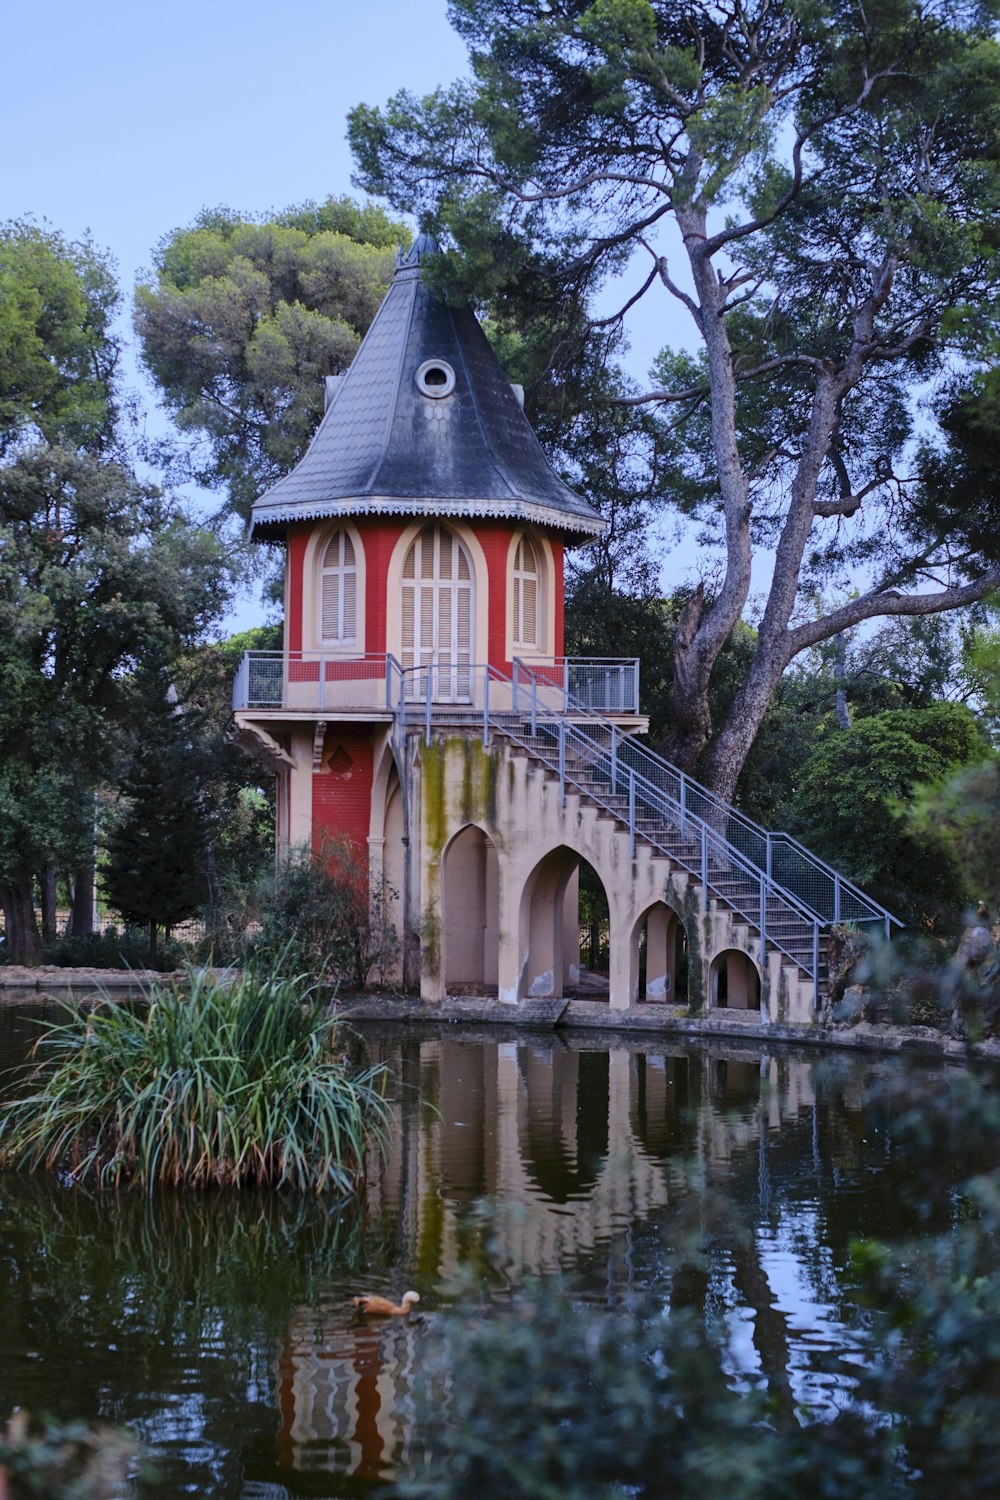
[249,235,604,542]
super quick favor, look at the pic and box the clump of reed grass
[0,964,391,1193]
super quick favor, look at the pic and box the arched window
[401,524,475,700]
[320,529,357,644]
[512,535,539,650]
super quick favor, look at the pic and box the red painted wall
[311,728,375,863]
[285,515,568,670]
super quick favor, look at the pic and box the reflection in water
[0,1008,957,1497]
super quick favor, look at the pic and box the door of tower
[401,525,475,702]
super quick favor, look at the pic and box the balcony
[231,653,641,719]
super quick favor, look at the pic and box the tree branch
[787,572,1000,654]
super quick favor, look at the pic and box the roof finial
[396,230,441,269]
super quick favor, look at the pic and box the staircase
[391,661,902,1008]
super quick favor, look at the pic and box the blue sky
[3,0,467,293]
[4,0,696,631]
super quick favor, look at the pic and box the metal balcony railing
[231,651,641,717]
[513,657,640,715]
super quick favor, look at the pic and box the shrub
[0,1409,136,1499]
[0,962,391,1192]
[393,1287,893,1500]
[40,926,191,971]
[252,838,399,989]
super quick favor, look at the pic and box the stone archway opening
[577,860,610,995]
[631,902,689,1006]
[710,949,762,1013]
[518,847,611,1002]
[443,824,500,993]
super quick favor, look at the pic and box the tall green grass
[0,964,392,1193]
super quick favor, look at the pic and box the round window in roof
[415,359,456,399]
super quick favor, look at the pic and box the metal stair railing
[499,710,827,1002]
[388,662,831,1005]
[511,659,901,943]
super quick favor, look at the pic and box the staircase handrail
[391,662,825,1000]
[496,709,825,997]
[511,657,901,937]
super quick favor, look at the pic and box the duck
[351,1290,421,1318]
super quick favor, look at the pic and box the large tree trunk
[148,920,158,968]
[0,869,44,966]
[67,862,95,936]
[40,862,58,944]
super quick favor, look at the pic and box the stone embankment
[2,970,998,1061]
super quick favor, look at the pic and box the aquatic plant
[0,964,391,1192]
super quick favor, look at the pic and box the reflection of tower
[275,1313,423,1483]
[268,1034,832,1484]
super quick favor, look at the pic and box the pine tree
[102,664,213,965]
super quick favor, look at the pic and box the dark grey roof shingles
[251,253,603,539]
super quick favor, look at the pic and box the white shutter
[320,529,358,643]
[522,576,537,647]
[512,534,539,649]
[322,573,341,639]
[342,571,357,641]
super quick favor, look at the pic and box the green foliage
[101,659,215,957]
[135,198,411,518]
[849,1069,1000,1495]
[0,1409,137,1499]
[39,926,191,973]
[791,703,990,925]
[906,759,1000,915]
[911,378,1000,575]
[0,447,227,964]
[0,963,391,1193]
[393,1285,892,1500]
[0,221,119,456]
[0,223,230,964]
[251,840,399,990]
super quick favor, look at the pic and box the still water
[0,1002,959,1498]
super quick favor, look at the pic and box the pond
[0,1001,970,1497]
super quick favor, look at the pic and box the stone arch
[628,899,689,1006]
[710,948,762,1012]
[517,845,608,1000]
[442,823,500,989]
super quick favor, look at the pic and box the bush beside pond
[0,963,391,1192]
[0,1409,136,1499]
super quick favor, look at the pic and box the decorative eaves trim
[250,493,606,540]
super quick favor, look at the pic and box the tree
[182,626,282,953]
[0,220,119,457]
[0,448,227,964]
[349,0,1000,799]
[101,661,215,965]
[0,223,231,965]
[790,701,990,925]
[134,197,411,519]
